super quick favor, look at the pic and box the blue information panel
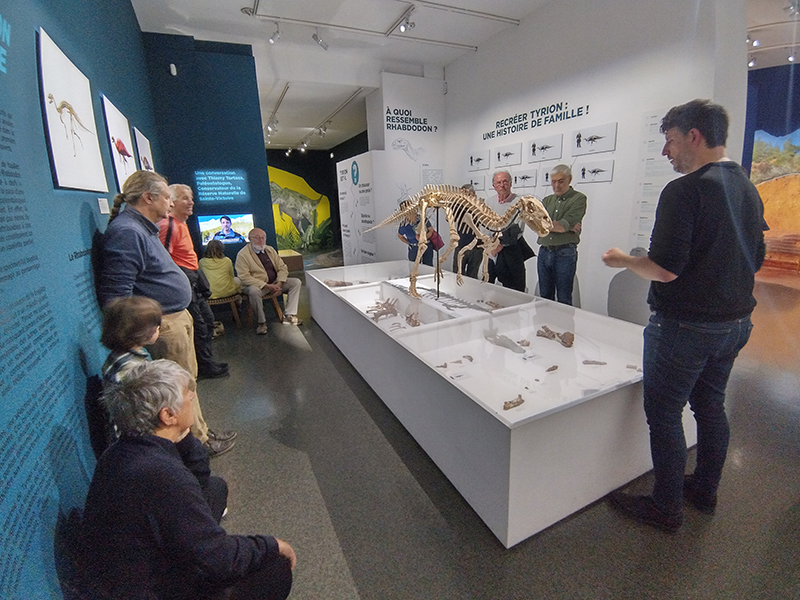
[195,169,250,203]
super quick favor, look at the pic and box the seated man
[81,360,296,600]
[235,228,302,335]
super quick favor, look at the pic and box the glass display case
[307,262,696,547]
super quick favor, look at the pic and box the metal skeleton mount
[366,185,553,297]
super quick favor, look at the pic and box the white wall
[443,0,747,315]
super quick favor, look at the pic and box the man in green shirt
[537,164,587,305]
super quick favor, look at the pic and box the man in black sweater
[602,99,766,532]
[81,360,295,599]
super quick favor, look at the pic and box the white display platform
[307,261,696,547]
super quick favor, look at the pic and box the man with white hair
[81,360,296,599]
[537,164,586,305]
[236,228,303,335]
[159,183,229,380]
[486,169,535,291]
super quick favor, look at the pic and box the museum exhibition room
[1,0,799,598]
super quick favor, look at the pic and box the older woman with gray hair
[81,360,296,600]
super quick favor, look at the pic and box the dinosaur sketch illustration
[518,174,533,182]
[502,151,515,158]
[584,135,605,145]
[538,144,553,153]
[270,181,323,238]
[366,185,552,297]
[391,138,422,161]
[47,93,94,156]
[587,168,607,177]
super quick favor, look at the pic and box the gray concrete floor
[199,274,800,600]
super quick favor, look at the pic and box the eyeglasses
[493,180,511,187]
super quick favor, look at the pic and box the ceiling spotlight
[299,146,307,153]
[790,53,796,62]
[318,125,327,138]
[746,35,750,44]
[285,148,292,157]
[752,39,760,47]
[269,22,280,44]
[786,0,800,17]
[399,15,415,33]
[330,152,334,159]
[312,29,328,51]
[748,56,756,68]
[302,141,308,149]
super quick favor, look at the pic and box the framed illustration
[468,174,485,192]
[494,142,522,167]
[133,127,155,172]
[468,149,490,172]
[571,122,618,156]
[102,95,136,191]
[538,161,560,188]
[575,159,615,183]
[527,134,563,163]
[511,168,537,189]
[38,28,107,192]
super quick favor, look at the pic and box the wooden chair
[243,290,284,327]
[207,294,244,328]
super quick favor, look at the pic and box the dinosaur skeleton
[366,185,552,297]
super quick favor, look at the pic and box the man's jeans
[643,312,753,514]
[537,244,577,304]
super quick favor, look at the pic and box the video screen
[198,214,254,245]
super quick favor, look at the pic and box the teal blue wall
[0,2,270,597]
[0,1,156,597]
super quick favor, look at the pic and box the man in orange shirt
[159,184,230,382]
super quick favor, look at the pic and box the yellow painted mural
[268,166,332,250]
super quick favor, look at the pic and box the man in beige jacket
[235,228,302,334]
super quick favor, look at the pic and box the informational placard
[337,153,376,265]
[630,110,678,250]
[195,169,250,203]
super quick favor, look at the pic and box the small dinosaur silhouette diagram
[47,93,94,156]
[584,135,605,145]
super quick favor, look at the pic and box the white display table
[307,261,696,547]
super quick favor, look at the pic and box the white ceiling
[746,0,800,70]
[131,0,799,152]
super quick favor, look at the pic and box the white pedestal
[308,262,696,547]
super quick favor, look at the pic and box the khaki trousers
[155,309,209,443]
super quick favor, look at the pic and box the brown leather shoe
[207,429,237,442]
[204,438,235,458]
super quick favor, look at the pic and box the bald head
[248,228,267,252]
